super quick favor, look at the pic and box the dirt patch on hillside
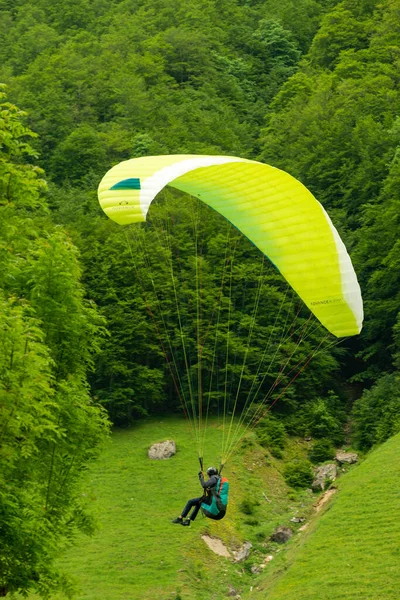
[201,534,231,557]
[314,487,337,512]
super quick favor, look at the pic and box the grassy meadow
[30,416,320,600]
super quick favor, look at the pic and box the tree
[308,3,373,69]
[24,230,106,379]
[352,374,400,449]
[0,89,110,597]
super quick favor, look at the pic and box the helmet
[207,466,218,476]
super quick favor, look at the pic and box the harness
[201,476,229,520]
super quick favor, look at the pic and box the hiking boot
[172,517,183,524]
[182,519,191,526]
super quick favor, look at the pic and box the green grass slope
[40,417,313,600]
[250,433,400,600]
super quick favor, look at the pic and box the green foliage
[308,3,374,69]
[302,393,345,444]
[1,0,327,177]
[0,89,110,597]
[256,414,287,458]
[283,458,314,488]
[50,125,108,184]
[283,391,346,445]
[239,498,261,516]
[0,0,350,434]
[353,147,400,376]
[0,85,46,210]
[352,374,400,450]
[259,0,327,52]
[24,230,107,379]
[0,293,66,596]
[247,19,301,104]
[308,438,335,463]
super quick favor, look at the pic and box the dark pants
[181,496,204,521]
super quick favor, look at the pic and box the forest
[1,0,400,596]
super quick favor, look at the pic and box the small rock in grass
[264,555,274,563]
[228,585,237,596]
[270,526,293,544]
[233,542,252,562]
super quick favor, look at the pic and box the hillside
[248,432,400,600]
[30,417,320,600]
[25,420,400,600]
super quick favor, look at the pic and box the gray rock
[290,517,306,523]
[312,463,337,491]
[251,565,261,574]
[336,451,358,464]
[233,541,252,562]
[270,526,293,544]
[147,440,176,460]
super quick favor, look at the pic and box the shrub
[239,498,260,515]
[306,396,344,443]
[283,459,313,488]
[286,392,346,444]
[256,414,287,456]
[244,517,260,526]
[352,374,400,450]
[270,446,284,459]
[309,438,335,463]
[240,434,257,450]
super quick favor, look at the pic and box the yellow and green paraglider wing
[98,154,363,337]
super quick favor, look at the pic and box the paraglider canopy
[98,154,363,338]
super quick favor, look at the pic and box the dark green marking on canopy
[110,178,141,190]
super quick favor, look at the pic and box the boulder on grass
[336,451,358,464]
[148,440,176,460]
[270,526,293,544]
[312,463,337,491]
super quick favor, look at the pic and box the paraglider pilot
[172,467,221,526]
